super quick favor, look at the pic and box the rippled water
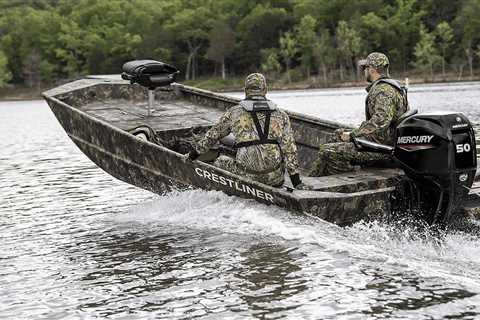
[2,82,480,319]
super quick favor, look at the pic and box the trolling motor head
[354,111,477,225]
[121,60,179,89]
[121,60,180,117]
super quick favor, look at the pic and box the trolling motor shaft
[147,89,154,117]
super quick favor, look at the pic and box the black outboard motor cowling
[121,60,179,89]
[394,112,477,224]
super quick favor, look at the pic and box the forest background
[1,0,480,98]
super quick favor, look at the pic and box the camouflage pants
[214,155,285,187]
[308,130,389,177]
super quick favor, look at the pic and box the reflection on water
[235,244,307,317]
[2,82,480,319]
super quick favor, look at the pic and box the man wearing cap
[309,52,409,176]
[187,73,310,189]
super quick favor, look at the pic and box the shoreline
[2,75,480,101]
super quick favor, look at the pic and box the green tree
[206,19,235,79]
[0,50,11,87]
[434,21,454,78]
[165,2,213,80]
[57,0,148,75]
[293,0,384,31]
[23,49,42,88]
[336,21,362,80]
[454,0,480,77]
[0,6,64,83]
[359,12,392,50]
[54,18,87,77]
[235,4,291,71]
[389,0,425,71]
[414,25,441,80]
[0,0,58,10]
[294,15,317,78]
[279,31,298,83]
[312,30,336,85]
[260,48,281,80]
[0,0,478,88]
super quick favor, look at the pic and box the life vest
[234,98,280,149]
[370,78,410,111]
[367,78,409,113]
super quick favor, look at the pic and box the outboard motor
[354,111,477,225]
[394,112,477,224]
[121,60,180,117]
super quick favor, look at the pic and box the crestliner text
[195,167,274,203]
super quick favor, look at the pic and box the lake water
[1,82,480,319]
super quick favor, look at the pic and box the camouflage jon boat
[42,62,480,226]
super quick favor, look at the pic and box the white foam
[115,189,340,243]
[115,189,480,291]
[345,220,480,291]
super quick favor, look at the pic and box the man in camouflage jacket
[187,73,308,189]
[309,52,409,176]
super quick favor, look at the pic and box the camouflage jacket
[351,77,408,145]
[195,104,300,176]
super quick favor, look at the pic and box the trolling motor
[121,60,180,116]
[354,111,477,225]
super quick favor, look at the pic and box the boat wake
[114,189,480,291]
[114,188,341,243]
[347,220,480,291]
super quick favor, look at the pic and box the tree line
[1,0,480,89]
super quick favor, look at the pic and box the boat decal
[397,135,434,144]
[195,167,274,203]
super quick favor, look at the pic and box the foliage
[294,15,317,77]
[161,1,214,80]
[0,0,479,87]
[235,4,291,71]
[387,0,425,71]
[414,24,441,79]
[435,21,453,77]
[312,31,336,85]
[0,50,11,87]
[206,19,235,79]
[279,31,298,83]
[336,21,362,79]
[260,48,281,80]
[454,0,480,77]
